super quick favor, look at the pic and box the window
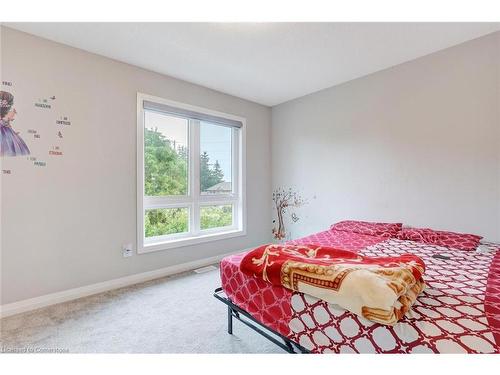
[137,93,246,253]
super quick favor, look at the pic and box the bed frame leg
[283,339,295,353]
[227,305,233,334]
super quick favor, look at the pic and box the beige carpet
[0,266,283,353]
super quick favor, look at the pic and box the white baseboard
[0,249,243,319]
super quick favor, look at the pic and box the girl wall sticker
[0,86,69,174]
[0,90,30,157]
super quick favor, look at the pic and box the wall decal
[28,129,41,139]
[1,90,31,157]
[49,146,63,156]
[272,187,307,241]
[1,80,72,173]
[34,98,52,109]
[56,116,71,126]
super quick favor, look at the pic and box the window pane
[144,110,188,196]
[200,205,233,230]
[200,122,232,195]
[145,208,189,238]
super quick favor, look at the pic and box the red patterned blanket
[240,243,426,325]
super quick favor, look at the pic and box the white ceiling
[5,22,500,106]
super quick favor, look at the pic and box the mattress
[220,229,500,353]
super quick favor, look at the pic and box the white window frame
[137,93,246,254]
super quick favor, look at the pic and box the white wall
[497,33,500,245]
[0,27,272,305]
[272,32,500,242]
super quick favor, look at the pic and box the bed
[216,227,500,353]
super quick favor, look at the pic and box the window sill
[138,228,246,254]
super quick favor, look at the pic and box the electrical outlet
[122,243,133,258]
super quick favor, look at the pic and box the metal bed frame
[213,287,310,353]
